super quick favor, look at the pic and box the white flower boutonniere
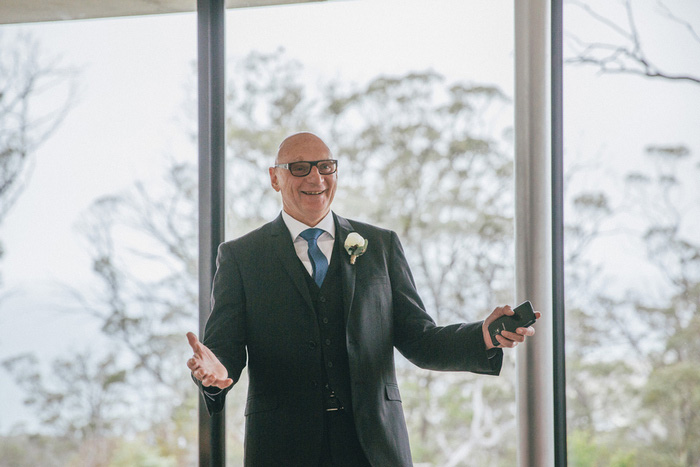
[344,232,368,265]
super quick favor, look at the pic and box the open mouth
[302,190,325,196]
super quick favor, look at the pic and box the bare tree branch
[0,33,77,224]
[566,0,700,85]
[655,0,700,43]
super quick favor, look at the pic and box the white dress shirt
[281,210,336,277]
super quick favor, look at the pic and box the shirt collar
[281,210,336,241]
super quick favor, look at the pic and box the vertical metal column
[198,0,226,465]
[514,0,555,465]
[551,0,568,465]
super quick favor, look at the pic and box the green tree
[3,49,527,465]
[70,50,516,465]
[0,30,76,466]
[561,144,700,466]
[621,146,700,466]
[323,71,516,465]
[564,146,700,466]
[564,2,700,464]
[2,351,128,466]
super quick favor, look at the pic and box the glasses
[273,159,338,177]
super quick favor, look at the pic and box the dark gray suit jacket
[199,213,502,466]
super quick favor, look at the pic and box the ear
[269,167,281,192]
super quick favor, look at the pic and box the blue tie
[300,228,328,287]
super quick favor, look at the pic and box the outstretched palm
[186,332,234,389]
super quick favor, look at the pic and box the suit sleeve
[388,231,503,375]
[196,241,248,414]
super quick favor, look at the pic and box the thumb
[186,332,200,352]
[213,378,234,389]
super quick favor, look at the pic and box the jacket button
[308,341,317,349]
[319,296,327,303]
[325,339,331,346]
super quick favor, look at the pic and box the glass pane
[222,0,515,464]
[0,13,199,465]
[564,1,700,464]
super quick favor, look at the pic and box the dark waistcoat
[301,239,353,412]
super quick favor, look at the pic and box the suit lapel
[268,214,314,311]
[334,213,357,325]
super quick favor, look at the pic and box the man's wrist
[481,320,496,350]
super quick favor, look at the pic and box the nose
[305,166,324,183]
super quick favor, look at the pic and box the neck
[284,209,330,228]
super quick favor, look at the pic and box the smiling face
[269,132,338,227]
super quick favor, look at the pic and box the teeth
[304,191,323,195]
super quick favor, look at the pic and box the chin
[303,198,329,209]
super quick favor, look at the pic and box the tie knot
[300,228,324,243]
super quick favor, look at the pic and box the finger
[516,326,536,337]
[503,305,514,316]
[501,330,525,343]
[218,378,234,389]
[186,332,200,353]
[535,311,542,320]
[486,306,508,325]
[202,374,216,387]
[186,358,200,371]
[496,334,517,348]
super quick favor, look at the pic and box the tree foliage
[2,49,518,466]
[564,2,700,465]
[3,4,699,461]
[323,70,516,465]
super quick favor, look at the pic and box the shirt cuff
[202,385,224,400]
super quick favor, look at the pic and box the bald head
[276,132,331,164]
[269,132,337,226]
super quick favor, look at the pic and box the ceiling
[0,0,324,25]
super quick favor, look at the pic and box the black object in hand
[488,300,536,347]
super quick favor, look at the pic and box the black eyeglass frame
[272,159,338,177]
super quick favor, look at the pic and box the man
[186,132,539,466]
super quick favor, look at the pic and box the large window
[0,13,199,465]
[1,1,520,465]
[221,1,516,464]
[4,0,695,465]
[563,1,700,465]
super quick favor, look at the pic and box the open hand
[482,305,541,350]
[186,332,234,389]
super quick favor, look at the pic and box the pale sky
[1,0,698,432]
